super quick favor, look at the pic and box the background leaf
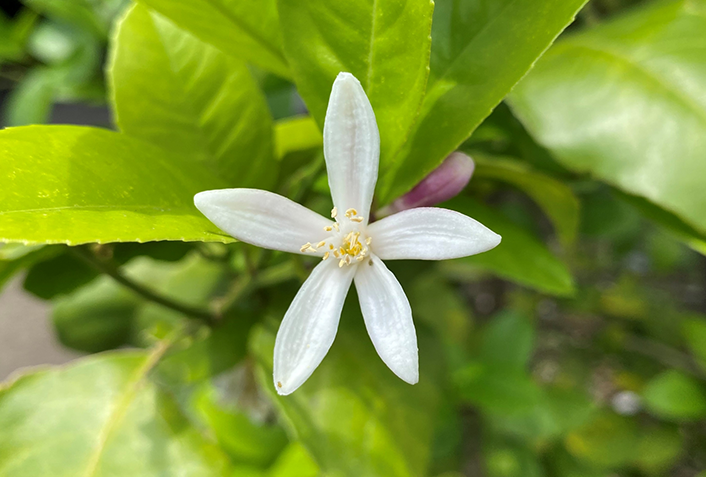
[0,349,233,476]
[109,4,276,189]
[379,0,590,203]
[443,198,575,296]
[0,126,232,245]
[509,0,706,236]
[642,370,706,421]
[135,0,290,78]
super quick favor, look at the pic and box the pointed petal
[324,72,380,223]
[195,189,331,255]
[368,207,502,260]
[355,255,418,384]
[273,259,355,395]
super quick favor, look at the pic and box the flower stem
[70,246,218,325]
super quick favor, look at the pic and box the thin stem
[70,246,217,325]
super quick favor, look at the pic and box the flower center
[300,207,372,267]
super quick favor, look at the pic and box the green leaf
[52,275,141,353]
[380,0,589,203]
[274,116,322,160]
[23,249,98,299]
[682,318,706,371]
[250,304,444,477]
[136,0,290,78]
[634,425,683,473]
[565,411,639,468]
[0,244,58,293]
[473,155,580,246]
[642,370,706,421]
[0,126,233,245]
[277,0,434,181]
[509,0,706,236]
[442,198,575,296]
[191,383,288,467]
[480,311,535,372]
[110,5,276,189]
[2,69,56,126]
[0,349,233,476]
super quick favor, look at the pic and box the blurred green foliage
[1,0,706,475]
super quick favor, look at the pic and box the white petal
[354,255,418,384]
[273,259,355,395]
[367,207,501,260]
[323,72,380,223]
[195,189,331,255]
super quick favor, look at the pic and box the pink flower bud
[378,152,475,217]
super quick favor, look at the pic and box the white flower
[194,72,501,395]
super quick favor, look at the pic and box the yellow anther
[329,244,334,250]
[356,255,365,261]
[350,216,364,223]
[345,208,358,218]
[324,225,333,232]
[307,245,318,253]
[317,240,326,248]
[300,242,311,252]
[333,250,340,258]
[366,237,372,245]
[331,207,338,218]
[339,259,345,268]
[333,223,340,231]
[323,252,330,261]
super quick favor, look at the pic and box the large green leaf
[472,155,580,246]
[442,198,575,296]
[0,126,233,245]
[277,0,434,179]
[110,5,275,189]
[250,304,444,477]
[509,0,706,236]
[0,350,232,476]
[136,0,289,78]
[379,0,589,203]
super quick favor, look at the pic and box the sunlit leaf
[110,5,276,189]
[136,0,290,78]
[380,0,589,203]
[509,0,706,236]
[277,0,434,183]
[0,126,232,245]
[0,350,233,476]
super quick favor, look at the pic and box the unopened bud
[378,152,474,217]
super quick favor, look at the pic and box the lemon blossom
[194,72,501,395]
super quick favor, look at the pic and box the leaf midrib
[82,345,169,477]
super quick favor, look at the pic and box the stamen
[324,225,333,232]
[345,208,358,218]
[317,240,326,248]
[332,223,340,231]
[300,242,311,252]
[366,237,372,245]
[323,252,330,261]
[331,207,338,218]
[307,245,317,253]
[329,244,334,250]
[339,259,346,268]
[350,216,364,223]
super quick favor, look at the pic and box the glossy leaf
[509,0,706,236]
[0,350,233,476]
[0,126,233,245]
[379,0,589,203]
[136,0,290,78]
[443,198,575,296]
[473,155,580,246]
[277,0,434,180]
[250,303,444,477]
[642,370,706,421]
[110,5,275,188]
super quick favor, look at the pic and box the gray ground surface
[0,276,81,380]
